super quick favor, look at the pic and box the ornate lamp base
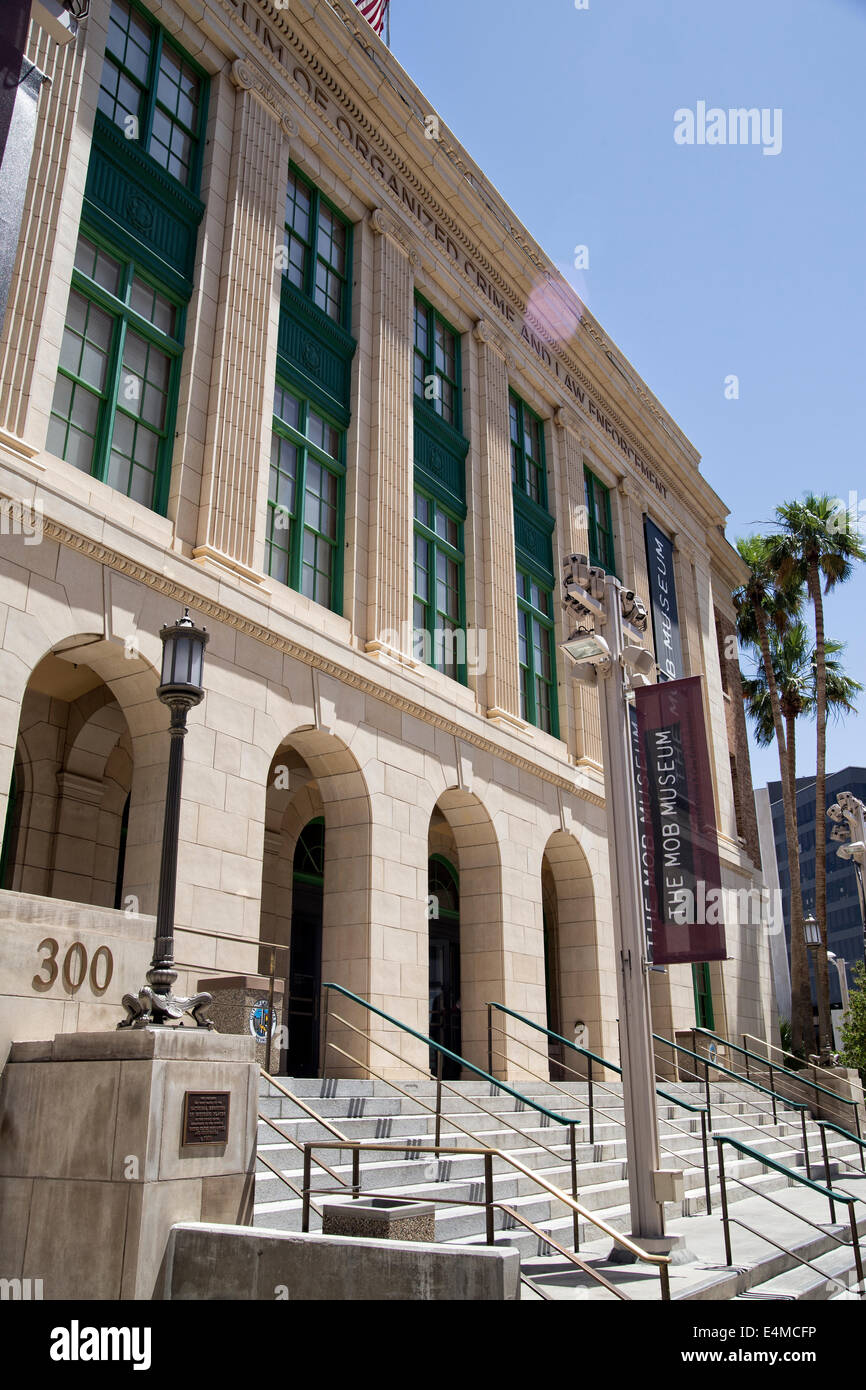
[118,985,215,1030]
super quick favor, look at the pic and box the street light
[559,554,678,1255]
[119,610,214,1029]
[803,912,821,952]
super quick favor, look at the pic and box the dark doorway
[286,818,325,1077]
[428,855,461,1078]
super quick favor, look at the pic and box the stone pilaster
[555,409,602,763]
[671,534,701,676]
[692,553,739,843]
[194,61,294,580]
[0,14,106,457]
[473,320,521,724]
[364,209,416,662]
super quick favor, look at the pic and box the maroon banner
[633,676,727,965]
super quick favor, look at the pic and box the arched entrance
[428,853,461,1077]
[286,818,325,1077]
[541,830,601,1076]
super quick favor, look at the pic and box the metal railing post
[658,1262,671,1302]
[849,1204,864,1289]
[704,1056,713,1131]
[800,1109,811,1181]
[352,1146,360,1199]
[321,993,330,1081]
[487,1004,493,1076]
[569,1124,580,1251]
[700,1110,712,1215]
[716,1139,732,1266]
[768,1063,777,1124]
[435,1048,443,1150]
[302,1145,312,1233]
[743,1034,750,1081]
[820,1126,836,1224]
[484,1152,495,1245]
[587,1055,595,1145]
[264,946,276,1077]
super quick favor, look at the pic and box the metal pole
[321,986,329,1080]
[703,1057,713,1131]
[587,1055,594,1145]
[484,1152,495,1245]
[149,701,189,999]
[593,572,665,1244]
[700,1110,712,1215]
[820,1126,836,1223]
[800,1109,811,1181]
[569,1124,580,1250]
[743,1035,750,1081]
[849,1204,864,1289]
[435,1048,443,1150]
[487,1004,493,1077]
[716,1140,732,1266]
[769,1063,777,1124]
[352,1147,360,1200]
[302,1145,312,1232]
[264,946,276,1077]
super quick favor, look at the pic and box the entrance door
[286,819,325,1077]
[428,855,461,1078]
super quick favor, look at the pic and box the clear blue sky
[390,0,866,791]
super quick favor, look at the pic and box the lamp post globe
[118,609,214,1029]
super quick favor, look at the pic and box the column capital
[369,207,420,266]
[616,474,645,507]
[231,59,297,137]
[473,317,507,358]
[672,531,697,566]
[554,405,583,439]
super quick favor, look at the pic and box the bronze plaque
[182,1090,230,1146]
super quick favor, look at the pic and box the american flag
[353,0,390,37]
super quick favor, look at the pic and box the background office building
[0,0,776,1078]
[757,767,866,1019]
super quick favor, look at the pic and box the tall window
[584,466,616,573]
[692,962,715,1030]
[98,0,206,189]
[283,166,350,326]
[517,568,558,735]
[266,382,345,612]
[46,233,183,512]
[414,297,460,428]
[413,491,465,683]
[510,392,546,506]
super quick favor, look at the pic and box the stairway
[253,1074,865,1296]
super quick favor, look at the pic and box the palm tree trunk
[754,606,810,1052]
[809,560,833,1055]
[785,711,812,1054]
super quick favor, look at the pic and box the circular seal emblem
[302,340,321,373]
[125,191,154,235]
[249,999,277,1041]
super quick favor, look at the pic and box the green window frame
[413,296,461,430]
[584,465,616,573]
[283,165,351,327]
[517,567,558,736]
[692,962,715,1030]
[46,230,184,514]
[510,392,546,507]
[413,489,466,684]
[266,381,345,614]
[97,0,207,191]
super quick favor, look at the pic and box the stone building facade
[0,0,773,1078]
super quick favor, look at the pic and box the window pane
[274,386,301,431]
[286,171,312,242]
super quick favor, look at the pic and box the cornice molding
[27,510,604,809]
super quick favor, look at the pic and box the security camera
[562,554,591,589]
[621,590,648,633]
[622,645,656,678]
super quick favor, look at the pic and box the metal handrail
[486,1012,714,1213]
[724,1216,863,1299]
[714,1133,864,1284]
[322,982,580,1129]
[697,1027,863,1133]
[301,1138,670,1298]
[322,1028,670,1284]
[654,1031,810,1114]
[488,1001,709,1115]
[815,1118,866,1169]
[743,1030,866,1104]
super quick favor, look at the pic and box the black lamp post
[119,610,214,1029]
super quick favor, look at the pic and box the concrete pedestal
[322,1198,436,1242]
[197,974,285,1071]
[0,1028,258,1300]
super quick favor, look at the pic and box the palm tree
[734,537,812,1053]
[768,496,866,1055]
[742,628,861,1053]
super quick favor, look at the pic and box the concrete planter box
[322,1198,436,1243]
